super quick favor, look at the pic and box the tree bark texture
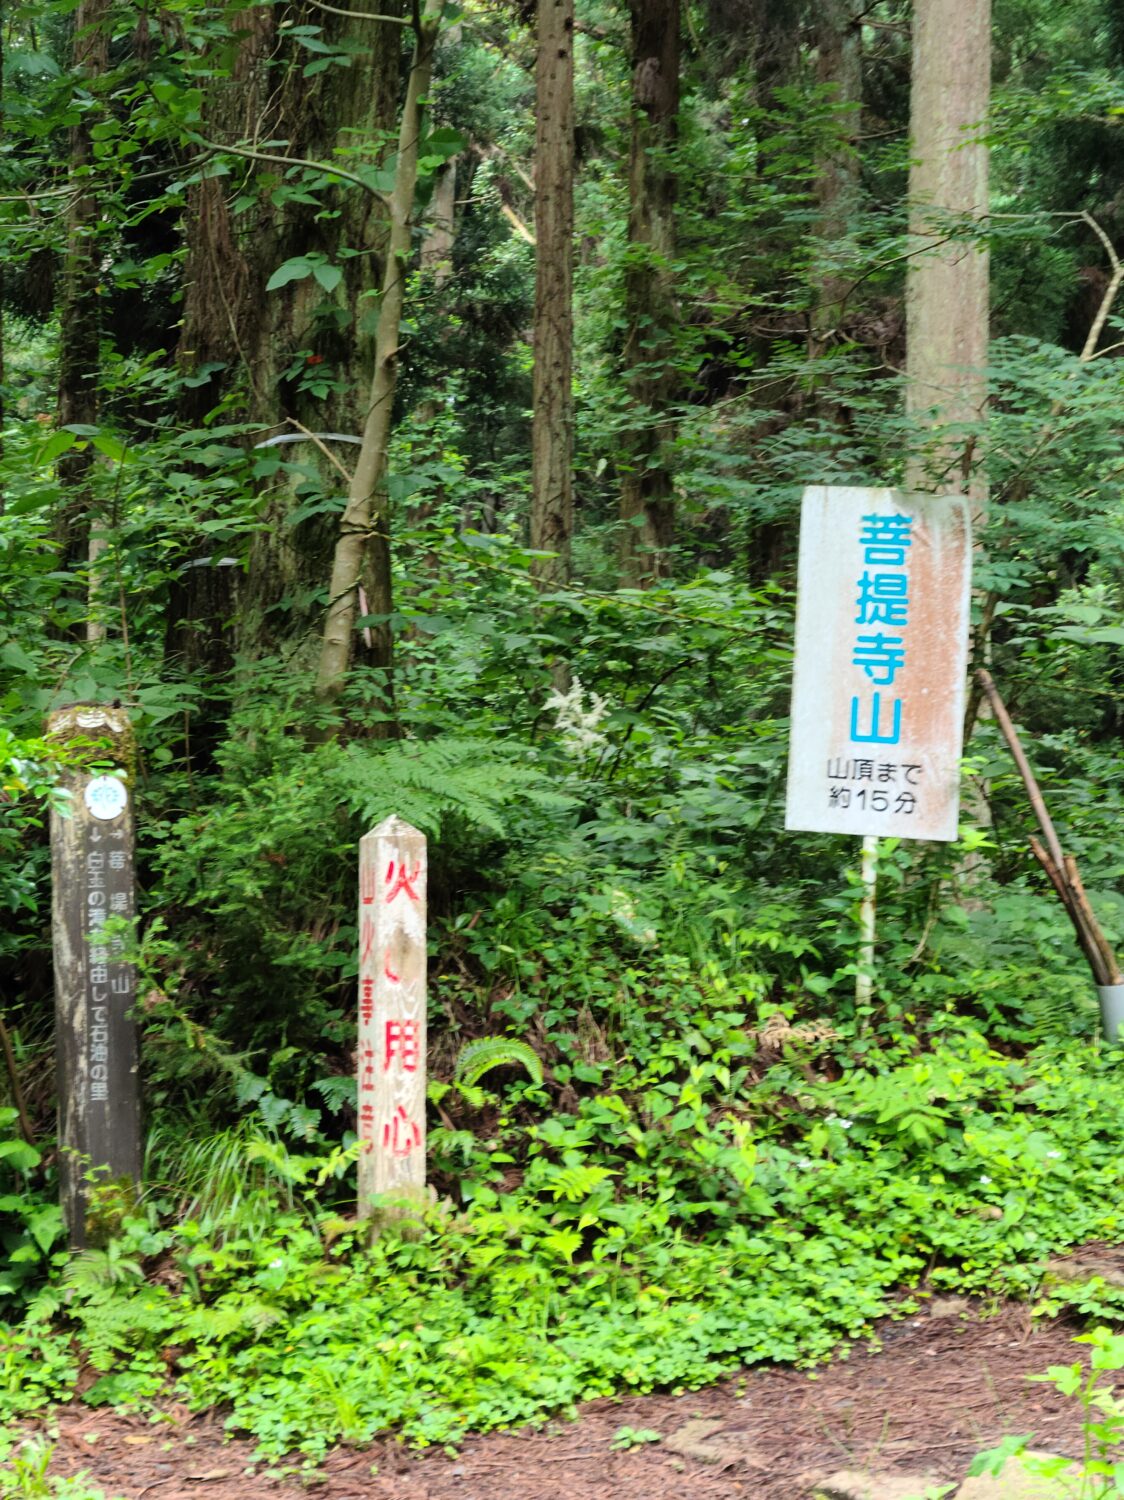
[419,23,462,292]
[810,0,862,354]
[420,161,458,288]
[530,0,575,588]
[170,0,404,678]
[314,2,442,714]
[905,0,990,506]
[56,0,109,576]
[619,0,680,588]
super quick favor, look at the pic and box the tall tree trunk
[169,0,405,685]
[420,161,458,289]
[810,0,861,357]
[529,0,575,588]
[0,13,4,519]
[619,0,680,588]
[907,0,991,865]
[165,6,273,694]
[419,23,462,293]
[753,0,802,165]
[56,0,109,578]
[905,0,990,506]
[314,1,443,718]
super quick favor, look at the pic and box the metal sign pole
[856,834,878,1011]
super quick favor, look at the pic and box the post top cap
[364,814,425,841]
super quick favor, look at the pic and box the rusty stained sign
[785,485,972,841]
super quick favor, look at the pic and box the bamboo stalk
[1029,839,1105,982]
[1065,856,1122,986]
[1027,835,1072,911]
[976,668,1066,871]
[979,668,1122,995]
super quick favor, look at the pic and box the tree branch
[190,136,391,205]
[303,0,410,21]
[1078,211,1123,362]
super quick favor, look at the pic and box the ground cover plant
[1,0,1124,1473]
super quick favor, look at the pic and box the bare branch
[303,0,410,20]
[286,418,356,486]
[1078,211,1124,361]
[191,136,391,205]
[499,201,535,244]
[1080,209,1122,274]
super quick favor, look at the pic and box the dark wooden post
[46,705,141,1246]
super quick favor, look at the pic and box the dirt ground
[29,1299,1103,1500]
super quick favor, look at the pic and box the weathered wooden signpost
[47,705,142,1246]
[356,815,428,1225]
[785,486,972,1002]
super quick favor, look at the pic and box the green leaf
[267,257,314,291]
[455,1038,543,1089]
[0,1138,41,1171]
[92,433,128,462]
[312,263,343,293]
[6,49,60,76]
[1,641,39,674]
[422,126,466,158]
[35,431,78,465]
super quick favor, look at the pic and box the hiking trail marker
[357,815,427,1223]
[47,705,141,1246]
[786,486,972,842]
[785,487,972,1001]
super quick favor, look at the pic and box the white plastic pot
[1097,984,1124,1044]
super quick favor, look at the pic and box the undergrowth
[5,1029,1124,1459]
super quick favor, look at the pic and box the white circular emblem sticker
[84,775,128,821]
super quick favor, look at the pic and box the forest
[2,0,1124,1491]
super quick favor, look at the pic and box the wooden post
[46,705,141,1246]
[357,816,427,1224]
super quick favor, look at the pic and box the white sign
[357,815,427,1218]
[785,486,971,841]
[84,775,128,822]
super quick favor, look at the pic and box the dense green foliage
[0,0,1123,1466]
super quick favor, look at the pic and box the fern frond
[1024,984,1096,1041]
[454,1037,544,1089]
[329,738,573,839]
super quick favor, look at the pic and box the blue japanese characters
[850,512,912,748]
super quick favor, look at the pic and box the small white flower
[796,1157,813,1171]
[547,674,611,757]
[979,1175,991,1186]
[269,1258,284,1269]
[838,1118,853,1130]
[1046,1151,1062,1160]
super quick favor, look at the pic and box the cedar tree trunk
[169,0,404,686]
[619,0,680,588]
[905,0,990,506]
[529,0,575,587]
[810,0,861,356]
[56,0,109,578]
